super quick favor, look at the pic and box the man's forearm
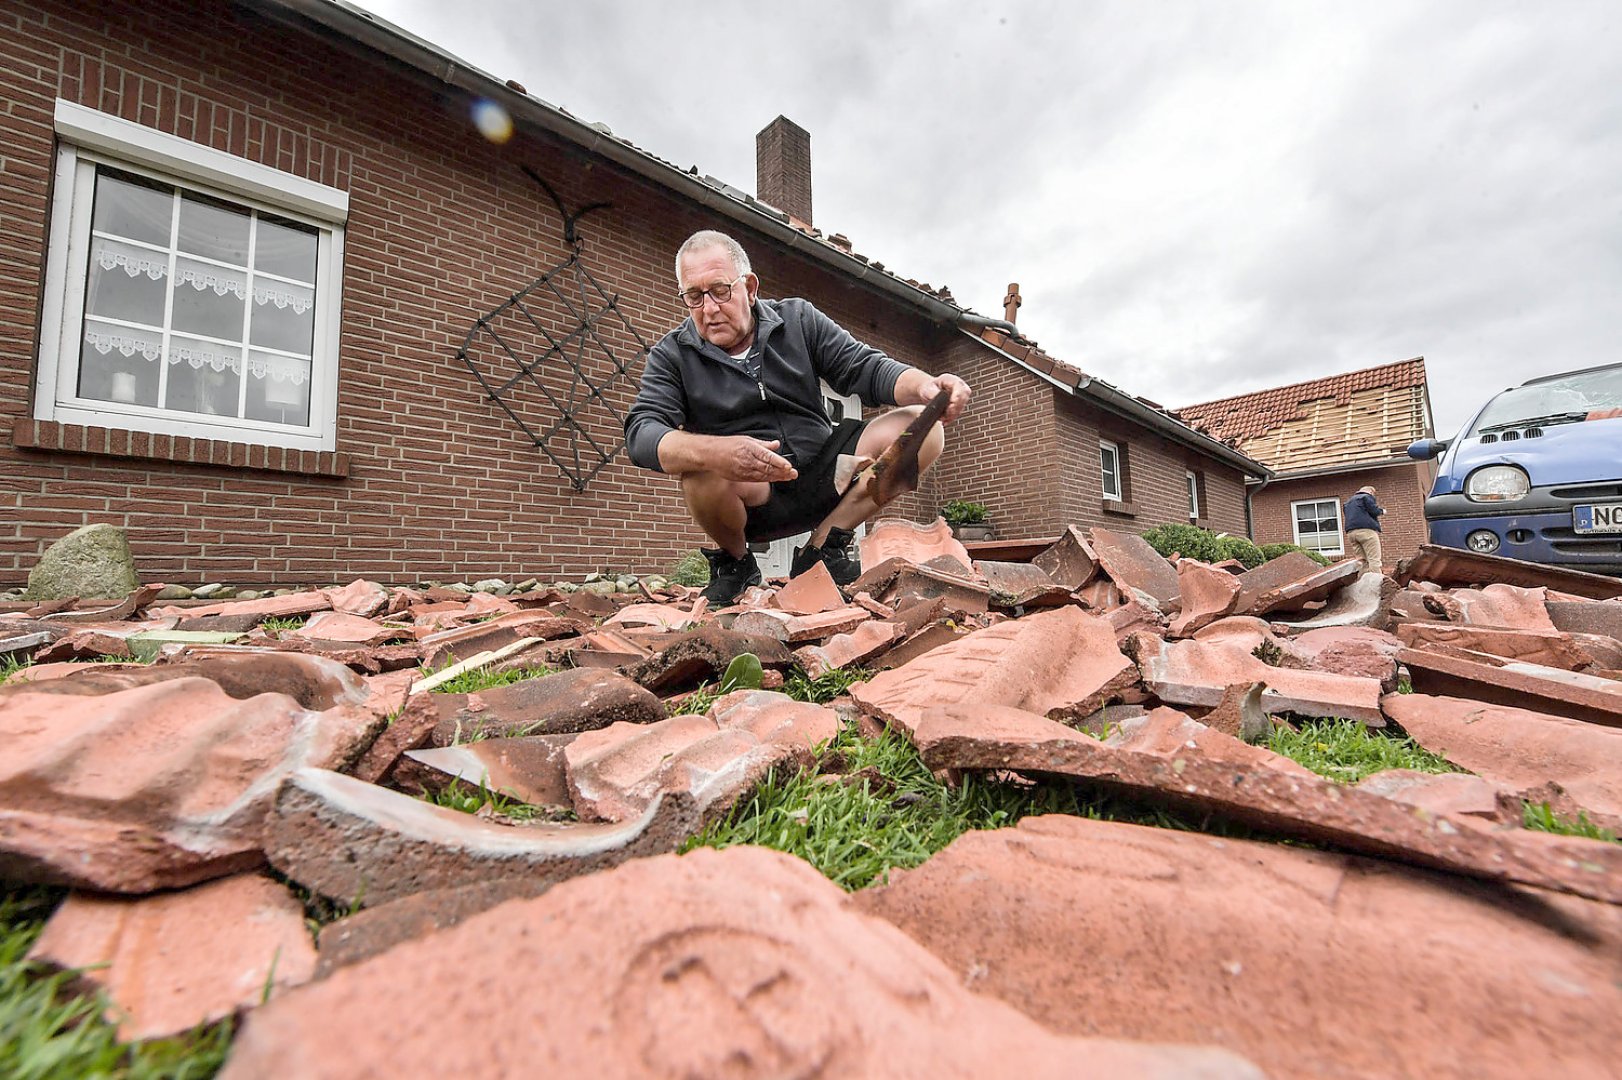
[655,430,718,475]
[892,367,932,407]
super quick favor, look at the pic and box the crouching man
[624,229,971,604]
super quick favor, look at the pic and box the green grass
[685,719,1275,890]
[1266,718,1461,784]
[1523,801,1621,844]
[420,777,556,822]
[672,664,871,718]
[419,661,555,695]
[0,654,31,685]
[671,682,724,716]
[258,615,307,633]
[783,666,870,704]
[0,888,233,1079]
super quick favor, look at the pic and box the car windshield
[1470,365,1622,434]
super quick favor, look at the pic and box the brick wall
[1,0,1256,586]
[1054,397,1250,539]
[902,334,1252,543]
[1250,460,1435,569]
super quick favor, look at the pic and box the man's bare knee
[680,471,771,510]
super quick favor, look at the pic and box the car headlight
[1464,465,1530,502]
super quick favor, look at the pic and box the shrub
[669,549,710,587]
[1140,523,1222,563]
[1213,534,1265,569]
[1258,542,1330,567]
[941,500,988,527]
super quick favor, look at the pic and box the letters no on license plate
[1573,503,1622,534]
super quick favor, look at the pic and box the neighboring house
[1,0,1266,587]
[1177,359,1437,567]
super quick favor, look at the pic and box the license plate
[1574,503,1622,533]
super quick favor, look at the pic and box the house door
[755,382,865,579]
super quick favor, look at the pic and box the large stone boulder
[24,523,141,601]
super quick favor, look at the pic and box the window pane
[246,351,311,426]
[91,170,172,246]
[78,323,162,406]
[249,279,316,354]
[255,216,318,282]
[177,192,250,265]
[85,238,168,325]
[171,257,247,340]
[165,336,243,417]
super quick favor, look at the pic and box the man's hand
[910,372,972,422]
[710,436,798,483]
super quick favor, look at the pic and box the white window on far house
[35,101,348,451]
[1292,498,1344,555]
[1100,440,1122,499]
[1186,471,1200,520]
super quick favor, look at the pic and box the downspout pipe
[955,311,1022,338]
[1245,473,1272,542]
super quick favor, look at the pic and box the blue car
[1409,362,1622,574]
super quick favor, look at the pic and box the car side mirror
[1407,438,1450,461]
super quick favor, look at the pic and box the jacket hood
[675,299,783,355]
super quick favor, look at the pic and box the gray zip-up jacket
[624,298,909,473]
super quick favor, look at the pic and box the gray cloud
[355,0,1622,437]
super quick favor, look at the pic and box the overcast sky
[352,0,1619,438]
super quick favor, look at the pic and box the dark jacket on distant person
[1344,491,1385,532]
[625,298,908,473]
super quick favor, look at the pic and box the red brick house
[1176,359,1437,568]
[1,0,1265,587]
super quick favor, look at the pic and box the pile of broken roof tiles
[3,519,1622,1076]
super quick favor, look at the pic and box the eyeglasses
[678,275,744,309]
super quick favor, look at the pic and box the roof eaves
[959,329,1271,480]
[250,0,967,323]
[1245,456,1420,484]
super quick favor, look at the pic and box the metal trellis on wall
[456,168,651,492]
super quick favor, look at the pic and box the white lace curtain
[93,237,313,313]
[83,325,310,385]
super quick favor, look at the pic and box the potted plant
[942,499,994,541]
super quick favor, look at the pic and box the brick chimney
[756,116,812,226]
[1003,283,1022,324]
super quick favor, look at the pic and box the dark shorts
[744,418,867,543]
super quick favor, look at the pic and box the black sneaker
[790,526,862,587]
[700,548,762,604]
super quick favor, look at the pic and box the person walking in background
[1343,484,1385,573]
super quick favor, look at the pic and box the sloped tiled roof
[973,329,1267,477]
[1175,358,1429,474]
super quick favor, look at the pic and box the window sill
[12,420,349,478]
[1101,498,1137,517]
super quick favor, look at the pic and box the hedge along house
[1,0,1266,588]
[1176,358,1438,569]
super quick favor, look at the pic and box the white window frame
[1291,498,1345,556]
[35,100,348,452]
[1100,440,1122,500]
[1186,470,1200,520]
